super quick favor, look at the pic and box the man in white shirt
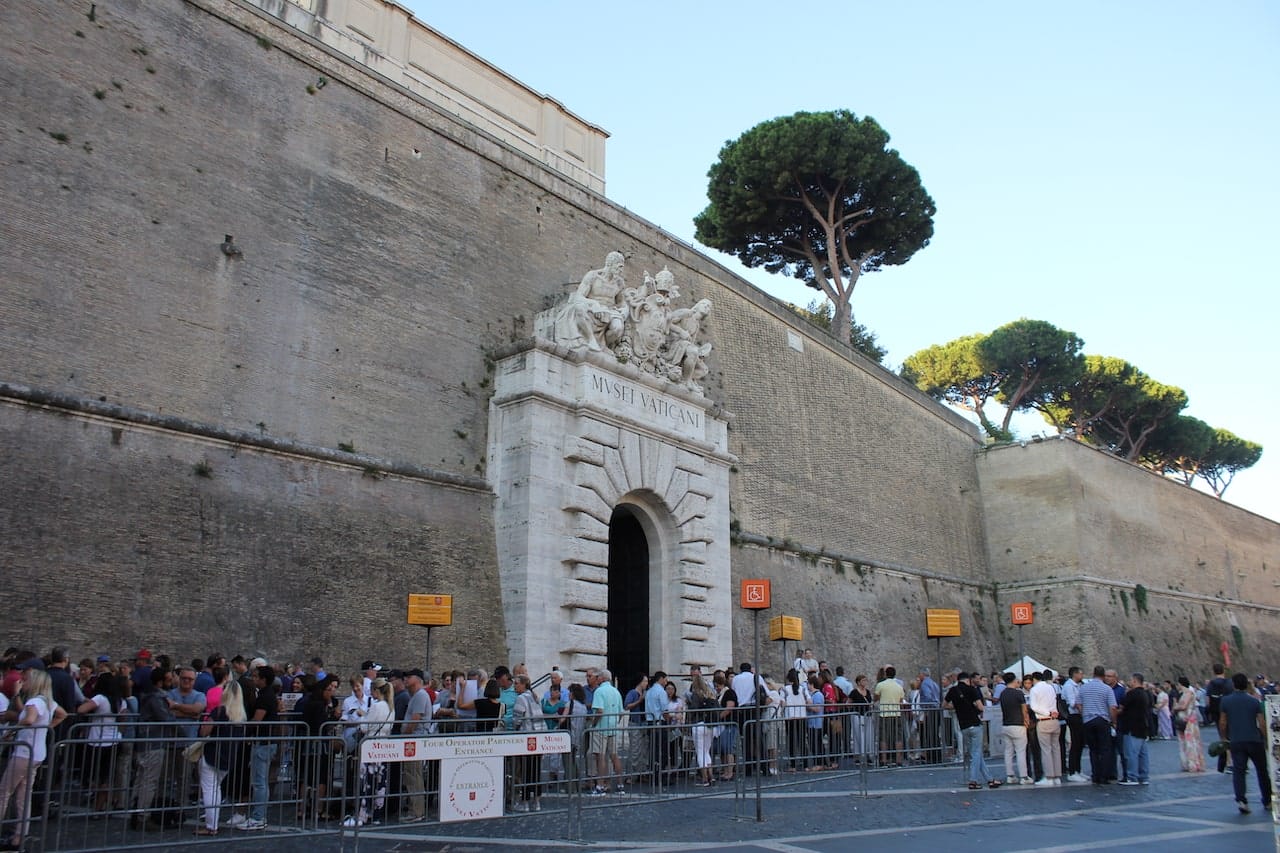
[793,650,819,679]
[1028,672,1062,786]
[732,663,765,774]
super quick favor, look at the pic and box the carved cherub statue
[666,298,713,389]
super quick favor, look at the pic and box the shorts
[878,715,903,746]
[589,730,617,758]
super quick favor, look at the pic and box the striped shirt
[1079,678,1116,723]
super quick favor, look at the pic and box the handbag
[182,740,205,763]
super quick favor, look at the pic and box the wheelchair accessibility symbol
[741,579,771,610]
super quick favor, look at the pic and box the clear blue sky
[406,1,1279,522]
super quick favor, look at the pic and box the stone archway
[488,343,734,678]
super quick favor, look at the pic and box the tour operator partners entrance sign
[360,732,571,822]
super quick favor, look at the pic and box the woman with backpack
[196,681,247,836]
[686,675,718,786]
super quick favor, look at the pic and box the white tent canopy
[1001,655,1058,679]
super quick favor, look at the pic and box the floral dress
[1174,688,1203,771]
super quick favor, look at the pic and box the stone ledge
[0,381,488,492]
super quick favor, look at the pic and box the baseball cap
[135,648,152,661]
[96,654,111,663]
[361,661,383,672]
[16,658,45,671]
[250,657,267,669]
[404,668,425,680]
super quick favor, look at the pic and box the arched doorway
[607,505,649,682]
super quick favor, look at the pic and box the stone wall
[979,438,1280,676]
[0,397,503,674]
[725,540,1003,681]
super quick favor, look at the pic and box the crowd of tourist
[0,645,1274,848]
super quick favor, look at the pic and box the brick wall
[0,400,503,674]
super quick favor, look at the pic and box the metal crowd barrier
[31,719,313,852]
[0,732,40,850]
[3,702,991,850]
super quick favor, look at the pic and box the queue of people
[1,644,1274,849]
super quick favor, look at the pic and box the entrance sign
[361,733,570,823]
[925,608,961,638]
[360,732,570,763]
[741,579,771,609]
[1011,602,1034,625]
[421,732,570,759]
[407,594,452,626]
[440,757,501,822]
[769,615,802,641]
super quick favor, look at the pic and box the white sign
[360,732,571,765]
[360,738,427,764]
[420,732,570,760]
[440,757,502,822]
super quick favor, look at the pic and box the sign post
[1011,602,1034,679]
[925,609,962,779]
[408,594,453,675]
[741,579,771,823]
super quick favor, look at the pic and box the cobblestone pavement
[68,739,1278,853]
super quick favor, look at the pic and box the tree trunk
[831,292,852,343]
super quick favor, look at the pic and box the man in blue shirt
[918,667,942,763]
[644,672,670,783]
[1218,672,1272,814]
[1080,666,1117,784]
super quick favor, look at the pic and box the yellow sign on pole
[407,594,453,626]
[925,608,962,638]
[769,615,803,642]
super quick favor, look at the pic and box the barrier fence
[1,704,1008,850]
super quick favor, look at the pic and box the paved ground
[40,739,1279,852]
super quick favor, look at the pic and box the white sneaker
[1033,778,1054,787]
[236,818,267,831]
[1117,779,1139,786]
[1006,776,1018,785]
[227,813,247,827]
[1019,776,1033,785]
[511,801,528,812]
[1067,773,1089,783]
[1053,778,1063,785]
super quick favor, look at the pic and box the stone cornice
[0,380,489,494]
